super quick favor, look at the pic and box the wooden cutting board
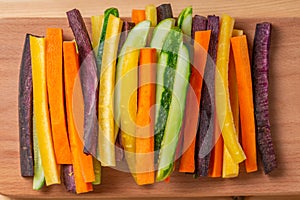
[0,16,300,199]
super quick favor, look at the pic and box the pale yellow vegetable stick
[222,29,244,178]
[215,15,246,164]
[120,48,139,179]
[98,15,123,166]
[30,35,60,185]
[91,15,104,54]
[145,4,157,26]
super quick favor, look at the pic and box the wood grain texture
[0,2,300,198]
[0,0,299,18]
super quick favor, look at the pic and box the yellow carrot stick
[91,15,104,54]
[30,35,60,186]
[120,48,139,179]
[97,14,123,166]
[215,15,246,164]
[145,4,157,26]
[222,29,243,178]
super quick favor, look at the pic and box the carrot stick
[222,29,243,178]
[132,9,146,24]
[208,112,223,177]
[179,30,211,173]
[63,41,94,193]
[30,35,60,186]
[231,35,257,173]
[46,28,72,164]
[135,48,156,185]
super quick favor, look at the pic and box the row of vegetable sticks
[18,3,277,194]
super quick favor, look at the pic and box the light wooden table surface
[1,0,300,18]
[1,0,300,199]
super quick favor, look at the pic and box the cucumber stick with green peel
[150,18,175,53]
[114,20,151,138]
[177,6,193,36]
[96,7,119,77]
[154,27,183,155]
[156,43,191,181]
[33,115,45,190]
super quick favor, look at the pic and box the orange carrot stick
[46,28,72,164]
[132,9,146,24]
[231,35,257,173]
[63,41,94,193]
[135,48,156,185]
[179,30,211,173]
[208,112,223,177]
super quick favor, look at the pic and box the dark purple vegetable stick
[62,164,76,193]
[191,15,207,40]
[252,22,277,174]
[156,3,173,23]
[118,21,135,55]
[67,9,98,156]
[194,15,219,177]
[18,33,34,177]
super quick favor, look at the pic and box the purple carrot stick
[62,164,76,193]
[19,34,34,177]
[67,9,98,156]
[195,15,219,177]
[252,22,277,174]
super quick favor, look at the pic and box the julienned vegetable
[156,3,173,23]
[150,18,175,54]
[62,164,76,193]
[206,15,222,178]
[114,20,151,140]
[32,115,45,190]
[215,14,246,164]
[91,15,104,54]
[231,34,258,174]
[132,9,146,24]
[157,42,190,181]
[63,41,94,193]
[19,34,34,177]
[96,8,119,77]
[252,22,277,174]
[67,9,98,156]
[145,4,157,26]
[222,29,243,178]
[30,35,60,186]
[120,48,140,179]
[179,30,210,173]
[154,27,182,157]
[135,48,156,185]
[192,30,213,177]
[97,14,123,167]
[177,6,192,36]
[46,28,72,164]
